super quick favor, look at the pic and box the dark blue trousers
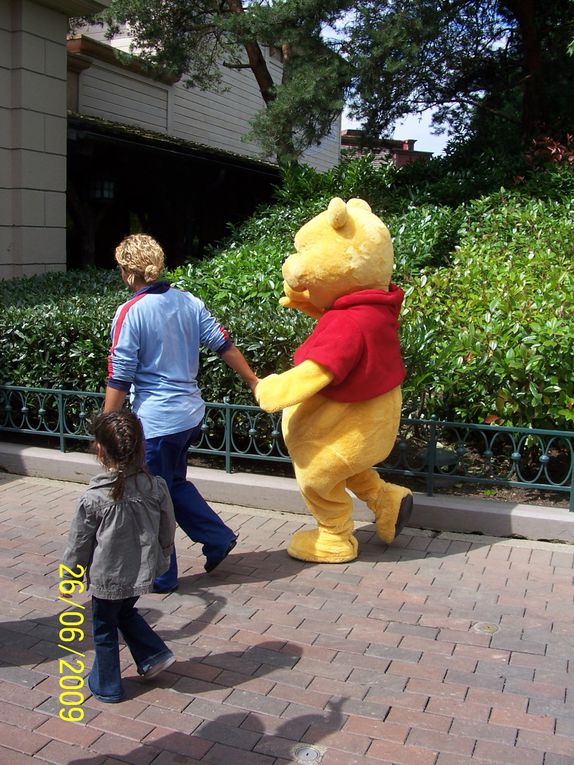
[89,596,172,702]
[145,425,236,590]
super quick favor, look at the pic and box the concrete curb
[1,442,572,544]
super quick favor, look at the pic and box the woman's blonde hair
[115,234,165,285]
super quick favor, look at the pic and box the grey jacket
[62,470,176,600]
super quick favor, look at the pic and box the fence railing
[1,384,573,511]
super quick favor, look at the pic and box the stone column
[0,0,108,280]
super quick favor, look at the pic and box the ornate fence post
[223,397,232,474]
[426,415,438,497]
[56,388,65,452]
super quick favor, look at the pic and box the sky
[325,13,451,157]
[342,108,449,157]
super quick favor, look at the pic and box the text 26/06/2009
[58,564,86,722]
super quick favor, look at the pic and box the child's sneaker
[141,653,176,680]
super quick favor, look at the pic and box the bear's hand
[279,282,324,320]
[255,360,334,413]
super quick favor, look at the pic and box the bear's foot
[287,529,358,563]
[372,486,413,545]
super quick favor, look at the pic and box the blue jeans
[145,425,237,591]
[88,596,173,703]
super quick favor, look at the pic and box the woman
[104,234,259,592]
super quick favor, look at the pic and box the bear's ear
[327,197,348,229]
[347,198,372,213]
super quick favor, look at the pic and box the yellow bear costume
[256,197,413,563]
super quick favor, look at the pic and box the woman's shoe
[152,583,179,594]
[204,537,237,573]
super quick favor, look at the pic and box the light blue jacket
[107,282,231,438]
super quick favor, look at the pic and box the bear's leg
[288,456,358,564]
[347,469,413,544]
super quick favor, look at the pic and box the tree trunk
[224,0,275,104]
[502,0,545,137]
[224,0,297,163]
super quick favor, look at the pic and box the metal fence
[1,384,573,511]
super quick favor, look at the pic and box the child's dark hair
[92,411,147,501]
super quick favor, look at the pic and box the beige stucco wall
[0,0,108,281]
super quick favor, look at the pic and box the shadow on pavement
[67,697,348,764]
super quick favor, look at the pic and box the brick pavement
[0,471,572,765]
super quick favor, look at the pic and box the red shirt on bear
[293,286,406,403]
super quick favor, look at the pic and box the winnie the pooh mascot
[255,197,413,563]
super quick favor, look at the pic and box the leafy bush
[0,270,124,390]
[401,192,574,428]
[0,268,123,307]
[389,204,466,274]
[275,154,397,212]
[2,158,573,428]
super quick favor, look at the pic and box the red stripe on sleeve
[107,293,147,380]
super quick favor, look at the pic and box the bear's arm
[255,360,334,413]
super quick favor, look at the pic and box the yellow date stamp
[58,564,86,721]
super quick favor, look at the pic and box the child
[62,411,177,703]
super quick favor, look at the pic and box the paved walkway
[0,472,573,765]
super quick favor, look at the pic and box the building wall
[300,122,342,173]
[75,29,340,172]
[0,0,107,281]
[79,61,170,132]
[0,0,68,279]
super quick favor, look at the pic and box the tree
[85,0,352,164]
[76,1,574,164]
[343,0,574,148]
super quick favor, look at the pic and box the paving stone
[193,718,262,749]
[367,737,439,765]
[517,729,574,757]
[0,664,49,689]
[0,699,49,730]
[202,741,275,764]
[336,696,391,720]
[226,688,289,717]
[543,756,574,765]
[88,711,155,742]
[239,709,312,740]
[0,719,51,755]
[0,474,573,765]
[473,739,545,764]
[406,727,476,756]
[0,745,38,764]
[386,706,452,733]
[148,752,202,765]
[34,716,104,747]
[90,732,161,764]
[0,681,51,711]
[33,739,106,764]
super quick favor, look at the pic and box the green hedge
[1,159,573,427]
[401,191,574,428]
[0,270,124,392]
